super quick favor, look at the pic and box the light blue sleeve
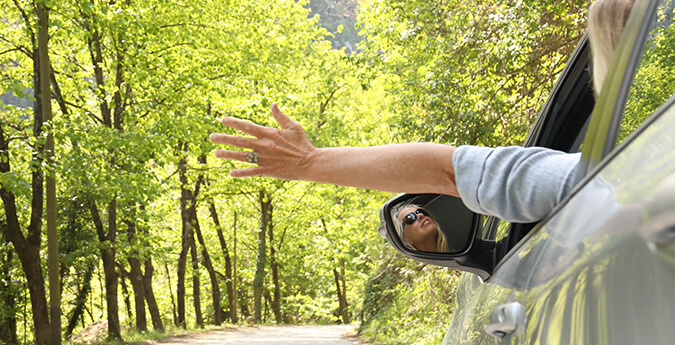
[453,145,581,223]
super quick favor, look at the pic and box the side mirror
[379,193,497,279]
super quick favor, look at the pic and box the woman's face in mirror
[398,206,440,252]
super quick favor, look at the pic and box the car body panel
[518,100,675,345]
[439,0,675,344]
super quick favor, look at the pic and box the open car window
[616,0,675,146]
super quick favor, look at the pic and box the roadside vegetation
[0,0,585,344]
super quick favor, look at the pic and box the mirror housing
[379,193,497,280]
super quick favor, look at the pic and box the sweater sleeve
[452,145,581,223]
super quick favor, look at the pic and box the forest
[0,0,587,344]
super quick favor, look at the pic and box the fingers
[211,103,306,181]
[210,133,268,152]
[229,166,271,178]
[217,103,297,137]
[271,103,298,130]
[220,117,269,138]
[214,149,252,162]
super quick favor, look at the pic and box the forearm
[304,143,459,196]
[211,104,458,196]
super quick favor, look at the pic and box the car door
[477,0,675,344]
[518,103,675,345]
[443,0,674,344]
[516,0,675,343]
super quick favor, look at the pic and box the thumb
[271,103,298,130]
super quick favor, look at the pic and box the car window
[617,0,675,145]
[486,39,595,245]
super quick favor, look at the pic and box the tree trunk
[268,211,282,324]
[234,214,238,323]
[0,234,18,345]
[143,258,164,332]
[194,208,222,325]
[321,219,350,324]
[333,259,350,323]
[89,199,122,340]
[189,224,203,328]
[209,203,236,323]
[165,263,178,326]
[65,264,94,339]
[126,220,148,332]
[83,7,128,340]
[176,219,189,328]
[119,272,133,328]
[37,3,60,344]
[339,258,350,323]
[0,30,50,345]
[176,154,190,328]
[1,206,48,338]
[176,149,203,328]
[253,191,271,323]
[128,257,147,331]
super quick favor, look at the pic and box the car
[378,0,675,344]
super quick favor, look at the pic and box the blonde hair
[588,0,636,94]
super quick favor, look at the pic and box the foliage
[619,3,675,144]
[359,255,461,345]
[0,0,592,343]
[358,0,587,146]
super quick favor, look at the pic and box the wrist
[297,146,321,181]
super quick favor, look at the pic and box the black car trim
[525,34,592,151]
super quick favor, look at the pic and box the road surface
[154,325,364,345]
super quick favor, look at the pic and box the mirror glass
[385,194,477,254]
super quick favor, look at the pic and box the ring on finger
[247,151,260,163]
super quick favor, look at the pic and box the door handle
[484,302,526,344]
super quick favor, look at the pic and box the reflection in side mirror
[382,194,477,254]
[380,193,496,279]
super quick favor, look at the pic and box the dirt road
[154,325,364,345]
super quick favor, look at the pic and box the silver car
[379,0,675,344]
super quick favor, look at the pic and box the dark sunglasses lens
[402,212,416,225]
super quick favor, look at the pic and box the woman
[393,205,448,253]
[209,0,635,223]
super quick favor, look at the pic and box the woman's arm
[209,103,460,196]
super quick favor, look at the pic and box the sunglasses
[401,209,428,227]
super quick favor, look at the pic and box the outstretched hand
[209,103,317,180]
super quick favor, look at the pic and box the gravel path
[153,325,364,345]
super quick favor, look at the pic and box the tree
[0,1,54,342]
[253,190,271,322]
[209,202,238,323]
[359,0,587,146]
[0,0,556,342]
[0,227,19,345]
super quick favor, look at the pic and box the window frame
[581,0,658,170]
[494,0,660,270]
